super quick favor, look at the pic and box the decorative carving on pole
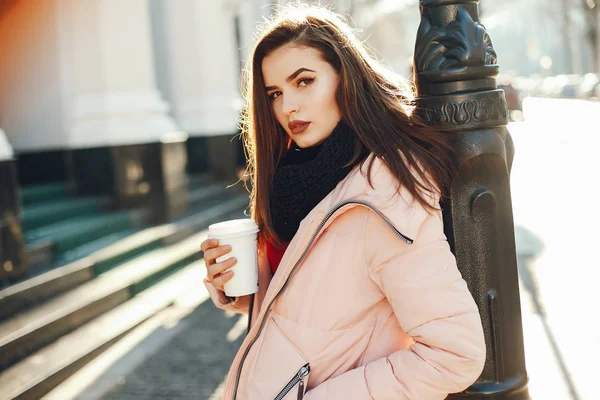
[413,1,530,399]
[415,7,497,72]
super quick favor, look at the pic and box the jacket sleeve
[204,248,272,315]
[304,208,486,400]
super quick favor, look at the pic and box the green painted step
[54,214,135,257]
[20,182,70,206]
[21,197,105,231]
[25,213,135,258]
[58,229,139,265]
[25,213,129,243]
[24,229,142,281]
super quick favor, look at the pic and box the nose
[281,93,300,116]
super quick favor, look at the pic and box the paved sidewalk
[509,116,598,400]
[98,300,246,400]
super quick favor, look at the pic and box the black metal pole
[413,1,530,398]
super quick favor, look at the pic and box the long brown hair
[239,4,457,251]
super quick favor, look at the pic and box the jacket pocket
[271,313,374,389]
[274,364,310,400]
[245,317,310,400]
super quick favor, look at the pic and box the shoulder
[358,154,447,262]
[365,154,441,207]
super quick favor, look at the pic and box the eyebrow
[265,68,316,91]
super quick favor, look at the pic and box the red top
[266,240,291,274]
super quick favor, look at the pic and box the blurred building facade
[0,0,265,278]
[0,0,249,186]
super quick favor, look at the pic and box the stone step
[57,229,139,266]
[22,212,139,270]
[24,212,133,244]
[187,182,233,207]
[20,182,71,206]
[53,213,140,257]
[15,230,138,290]
[185,173,215,191]
[21,197,111,231]
[0,194,248,321]
[0,228,211,370]
[24,208,151,271]
[0,261,207,400]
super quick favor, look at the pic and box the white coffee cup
[207,218,260,297]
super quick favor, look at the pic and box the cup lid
[208,218,259,239]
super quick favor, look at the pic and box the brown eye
[298,78,314,87]
[269,91,281,100]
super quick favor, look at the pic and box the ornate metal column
[413,1,529,399]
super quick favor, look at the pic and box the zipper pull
[298,365,310,378]
[298,380,305,400]
[297,365,310,400]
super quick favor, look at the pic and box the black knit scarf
[269,120,369,242]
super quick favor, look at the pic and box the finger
[200,239,218,253]
[200,239,210,252]
[212,270,234,290]
[207,257,237,280]
[204,245,232,266]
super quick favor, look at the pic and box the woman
[200,5,486,399]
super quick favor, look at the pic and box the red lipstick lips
[288,120,311,135]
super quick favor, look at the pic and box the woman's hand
[200,238,237,292]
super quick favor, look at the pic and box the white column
[154,0,243,136]
[57,0,180,148]
[0,129,14,161]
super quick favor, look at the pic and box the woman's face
[262,44,342,148]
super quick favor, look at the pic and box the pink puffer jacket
[204,154,486,399]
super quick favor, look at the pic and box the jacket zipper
[232,199,413,399]
[273,364,310,400]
